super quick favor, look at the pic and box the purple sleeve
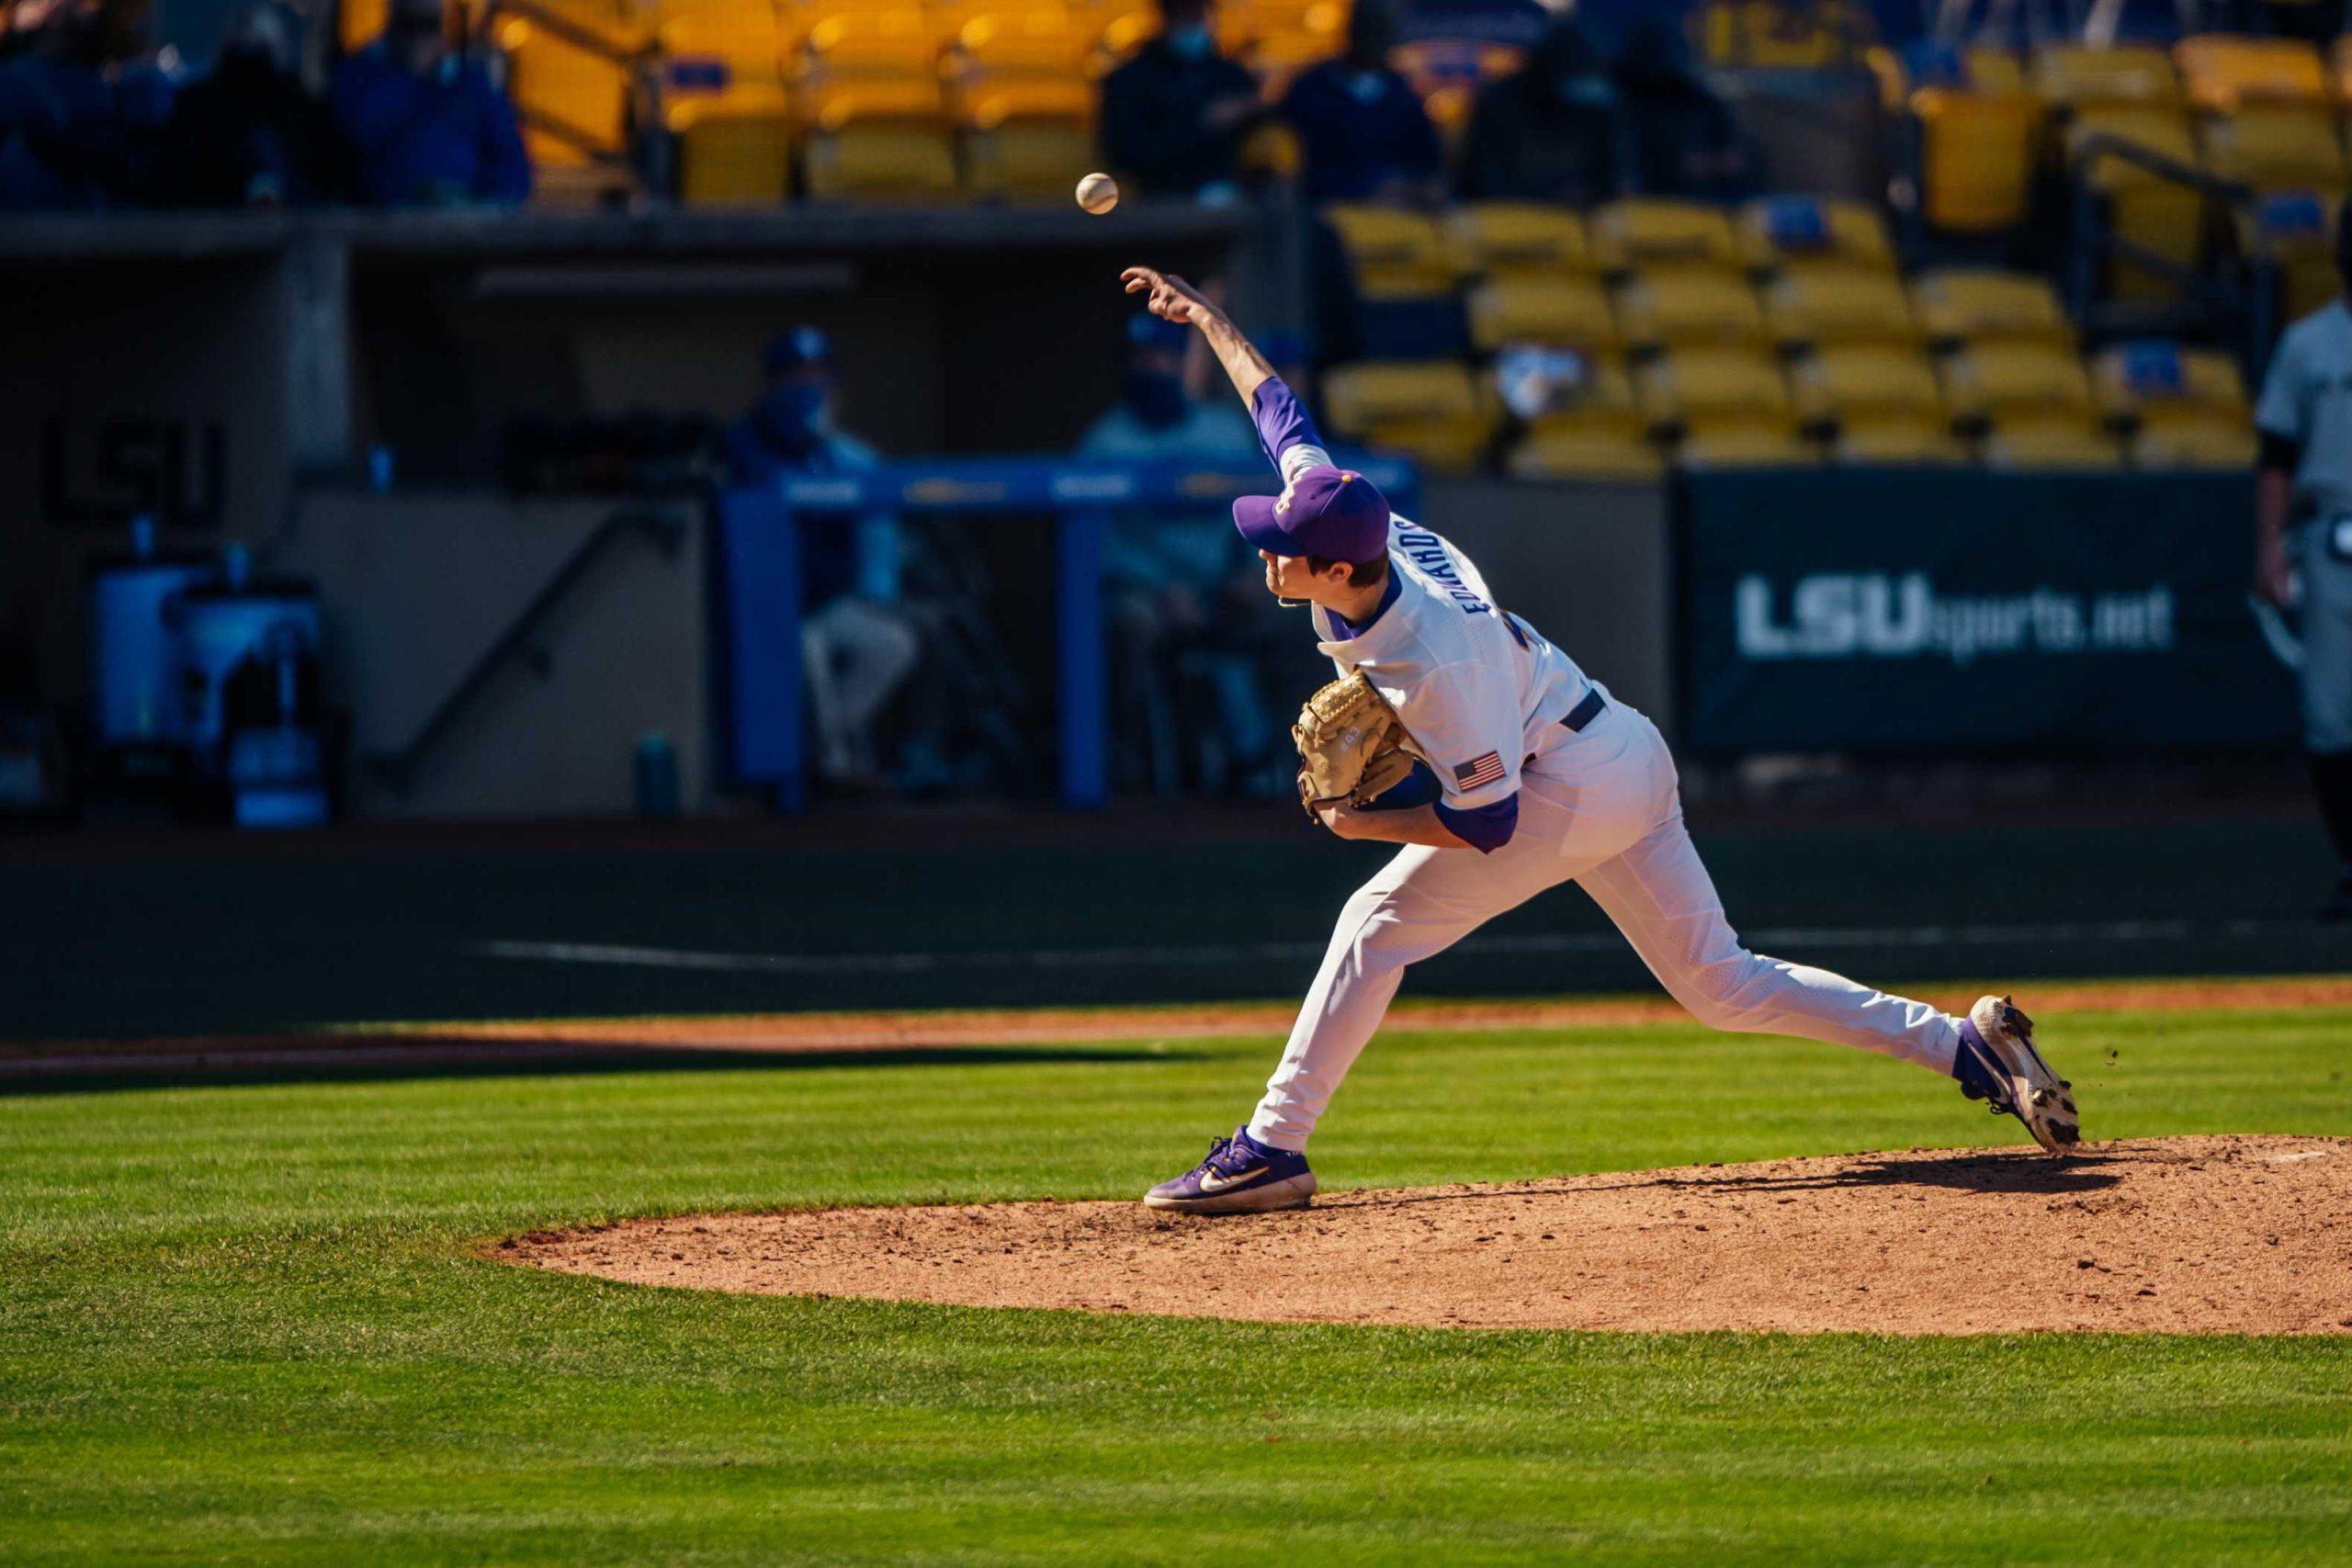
[1250,377,1329,473]
[1434,793,1519,854]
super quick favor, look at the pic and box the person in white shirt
[1117,266,2082,1214]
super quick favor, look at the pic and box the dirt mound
[503,1135,2352,1335]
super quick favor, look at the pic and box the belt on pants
[1526,688,1608,768]
[1560,688,1606,732]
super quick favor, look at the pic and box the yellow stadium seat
[2200,106,2346,191]
[2240,190,2344,320]
[671,100,793,203]
[2174,34,2327,114]
[2030,43,2181,109]
[1909,269,2075,350]
[1938,342,2096,425]
[1910,87,2041,233]
[1979,417,2126,470]
[1789,344,1944,428]
[797,6,936,71]
[1505,349,1641,429]
[2088,341,2249,427]
[1465,276,1616,355]
[1634,348,1790,429]
[1445,203,1591,278]
[797,73,958,199]
[1320,362,1494,471]
[1321,205,1455,300]
[1611,269,1769,352]
[2127,418,2257,469]
[1676,420,1821,468]
[1735,195,1895,274]
[662,3,787,77]
[1589,199,1741,275]
[1505,355,1657,480]
[949,6,1093,73]
[1763,265,1918,349]
[1507,423,1667,481]
[957,75,1093,201]
[1830,418,1971,465]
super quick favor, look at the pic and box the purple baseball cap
[1233,466,1391,559]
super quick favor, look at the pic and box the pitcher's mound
[502,1135,2352,1334]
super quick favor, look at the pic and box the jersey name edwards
[1396,528,1492,615]
[1735,572,2177,667]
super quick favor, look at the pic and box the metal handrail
[2064,130,2282,374]
[363,507,686,798]
[475,0,658,165]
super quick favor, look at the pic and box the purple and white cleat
[1144,1126,1317,1214]
[1953,994,2080,1156]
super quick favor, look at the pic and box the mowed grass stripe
[0,998,2348,1563]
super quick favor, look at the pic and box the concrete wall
[1421,478,1675,732]
[272,491,709,818]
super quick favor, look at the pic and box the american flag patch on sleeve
[1453,751,1506,790]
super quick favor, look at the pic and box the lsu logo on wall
[1735,572,2177,668]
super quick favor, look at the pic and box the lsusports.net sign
[1680,470,2297,751]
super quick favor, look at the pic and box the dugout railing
[717,456,1419,811]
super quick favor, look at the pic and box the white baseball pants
[1247,695,1963,1152]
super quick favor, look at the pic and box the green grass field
[4,997,2350,1564]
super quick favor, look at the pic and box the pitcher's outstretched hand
[1121,267,1216,326]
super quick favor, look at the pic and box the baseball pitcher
[1121,266,2081,1214]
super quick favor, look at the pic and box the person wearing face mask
[1076,311,1286,795]
[160,2,343,206]
[328,0,528,206]
[0,0,175,209]
[1277,0,1442,206]
[1457,13,1626,204]
[1098,0,1265,200]
[725,328,925,794]
[1614,17,1746,200]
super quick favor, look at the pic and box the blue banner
[1679,470,2297,751]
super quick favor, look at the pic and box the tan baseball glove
[1293,671,1417,818]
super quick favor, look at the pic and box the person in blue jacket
[726,327,928,793]
[329,0,528,206]
[1278,0,1442,205]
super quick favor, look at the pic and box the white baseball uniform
[1244,392,1964,1152]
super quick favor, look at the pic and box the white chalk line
[474,917,2287,978]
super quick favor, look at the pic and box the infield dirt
[503,1135,2352,1335]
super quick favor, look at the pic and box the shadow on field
[1351,1150,2122,1210]
[0,1040,1203,1098]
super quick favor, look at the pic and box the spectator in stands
[1280,0,1442,206]
[1613,17,1746,199]
[1098,0,1264,202]
[0,0,175,209]
[329,0,528,207]
[726,327,927,794]
[1455,13,1623,205]
[1076,312,1286,796]
[159,2,342,207]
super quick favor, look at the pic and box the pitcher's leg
[1247,838,1569,1150]
[1577,813,1962,1074]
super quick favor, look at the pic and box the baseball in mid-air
[1075,172,1119,215]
